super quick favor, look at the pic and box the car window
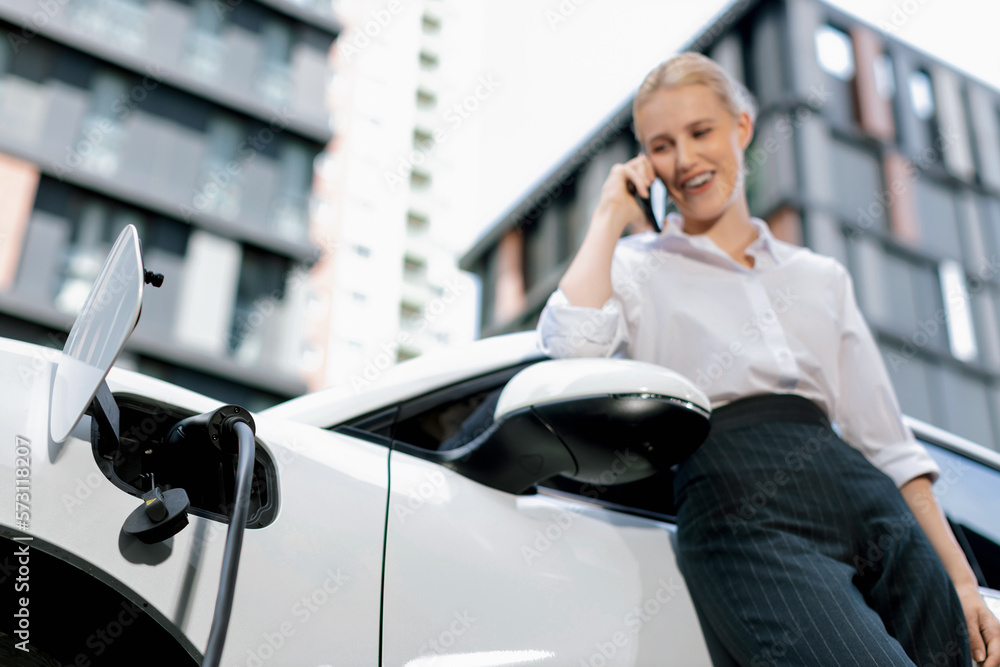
[373,361,541,455]
[923,439,1000,589]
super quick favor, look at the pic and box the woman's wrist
[955,577,983,595]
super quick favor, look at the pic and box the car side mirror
[431,358,712,494]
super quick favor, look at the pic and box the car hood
[262,331,548,427]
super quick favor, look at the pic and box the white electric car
[2,225,998,666]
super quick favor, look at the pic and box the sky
[442,0,1000,255]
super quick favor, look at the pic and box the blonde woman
[536,52,999,666]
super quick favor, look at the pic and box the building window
[873,52,896,100]
[256,19,293,106]
[814,24,855,82]
[407,210,430,233]
[828,138,886,232]
[272,138,313,242]
[183,0,226,81]
[78,71,129,177]
[418,50,439,71]
[410,168,432,190]
[914,177,962,260]
[939,259,977,362]
[228,247,288,363]
[403,254,426,279]
[68,0,148,53]
[414,128,434,149]
[879,342,934,424]
[908,69,935,121]
[198,114,245,220]
[881,250,948,355]
[416,88,436,110]
[421,14,441,34]
[813,24,858,128]
[353,244,371,258]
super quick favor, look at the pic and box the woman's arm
[900,474,1000,666]
[559,156,655,308]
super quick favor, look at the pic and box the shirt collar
[655,212,783,268]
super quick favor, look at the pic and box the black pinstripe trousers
[673,394,971,667]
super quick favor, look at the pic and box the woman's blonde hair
[633,52,758,145]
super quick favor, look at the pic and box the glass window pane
[882,252,949,354]
[815,25,855,82]
[915,178,963,259]
[873,53,896,100]
[882,251,919,326]
[909,70,935,121]
[939,260,977,362]
[979,196,1000,265]
[880,343,934,423]
[971,287,1000,368]
[940,368,995,450]
[829,138,885,230]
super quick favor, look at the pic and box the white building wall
[307,0,482,393]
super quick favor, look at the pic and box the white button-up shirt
[536,212,939,487]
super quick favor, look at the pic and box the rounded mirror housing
[436,358,712,494]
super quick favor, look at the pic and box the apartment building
[0,0,340,409]
[461,0,1000,451]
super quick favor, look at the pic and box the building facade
[0,0,340,410]
[461,0,1000,452]
[306,0,477,394]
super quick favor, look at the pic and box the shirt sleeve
[535,245,637,359]
[832,264,940,487]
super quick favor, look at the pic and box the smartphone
[625,179,666,233]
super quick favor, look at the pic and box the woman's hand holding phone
[596,155,659,236]
[558,154,659,308]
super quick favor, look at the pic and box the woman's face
[635,84,753,229]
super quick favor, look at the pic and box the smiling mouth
[682,171,715,192]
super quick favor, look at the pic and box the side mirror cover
[436,358,711,494]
